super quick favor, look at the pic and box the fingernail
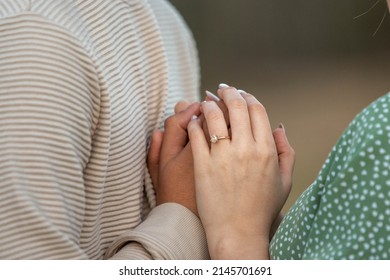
[278,123,285,131]
[205,90,221,102]
[218,83,230,89]
[191,115,198,121]
[237,89,247,95]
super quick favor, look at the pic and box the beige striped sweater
[0,0,209,259]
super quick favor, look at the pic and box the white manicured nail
[205,90,221,102]
[218,83,230,89]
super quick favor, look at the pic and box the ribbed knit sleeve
[0,13,100,259]
[106,203,209,260]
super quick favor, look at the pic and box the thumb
[273,123,295,195]
[160,102,200,166]
[147,130,164,188]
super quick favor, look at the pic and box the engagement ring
[210,134,230,144]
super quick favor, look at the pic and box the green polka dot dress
[270,93,390,260]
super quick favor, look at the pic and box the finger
[217,87,252,143]
[160,102,200,166]
[205,90,230,127]
[187,116,210,169]
[240,92,274,147]
[196,113,211,148]
[273,124,295,193]
[203,91,230,147]
[175,100,192,114]
[147,130,164,187]
[201,101,230,147]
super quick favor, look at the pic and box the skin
[148,87,295,259]
[148,102,201,216]
[188,87,294,259]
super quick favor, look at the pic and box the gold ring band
[210,134,230,144]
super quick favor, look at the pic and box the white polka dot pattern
[270,93,390,259]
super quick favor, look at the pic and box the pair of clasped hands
[148,84,295,259]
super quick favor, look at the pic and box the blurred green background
[169,0,390,210]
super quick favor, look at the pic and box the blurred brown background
[169,0,390,210]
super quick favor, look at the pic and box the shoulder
[271,93,390,260]
[0,9,101,138]
[349,93,389,139]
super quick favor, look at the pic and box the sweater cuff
[105,203,210,260]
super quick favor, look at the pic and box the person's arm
[105,203,208,259]
[0,13,100,259]
[187,86,295,259]
[0,14,209,260]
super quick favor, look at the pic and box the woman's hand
[147,101,201,216]
[187,87,294,259]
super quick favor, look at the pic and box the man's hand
[147,102,201,216]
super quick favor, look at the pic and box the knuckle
[229,98,247,110]
[236,144,257,159]
[174,101,188,113]
[289,147,296,158]
[248,102,266,114]
[206,110,223,123]
[164,115,177,128]
[256,146,277,160]
[282,142,295,157]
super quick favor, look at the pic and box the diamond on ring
[210,135,219,144]
[210,134,230,144]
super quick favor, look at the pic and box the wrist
[207,231,270,260]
